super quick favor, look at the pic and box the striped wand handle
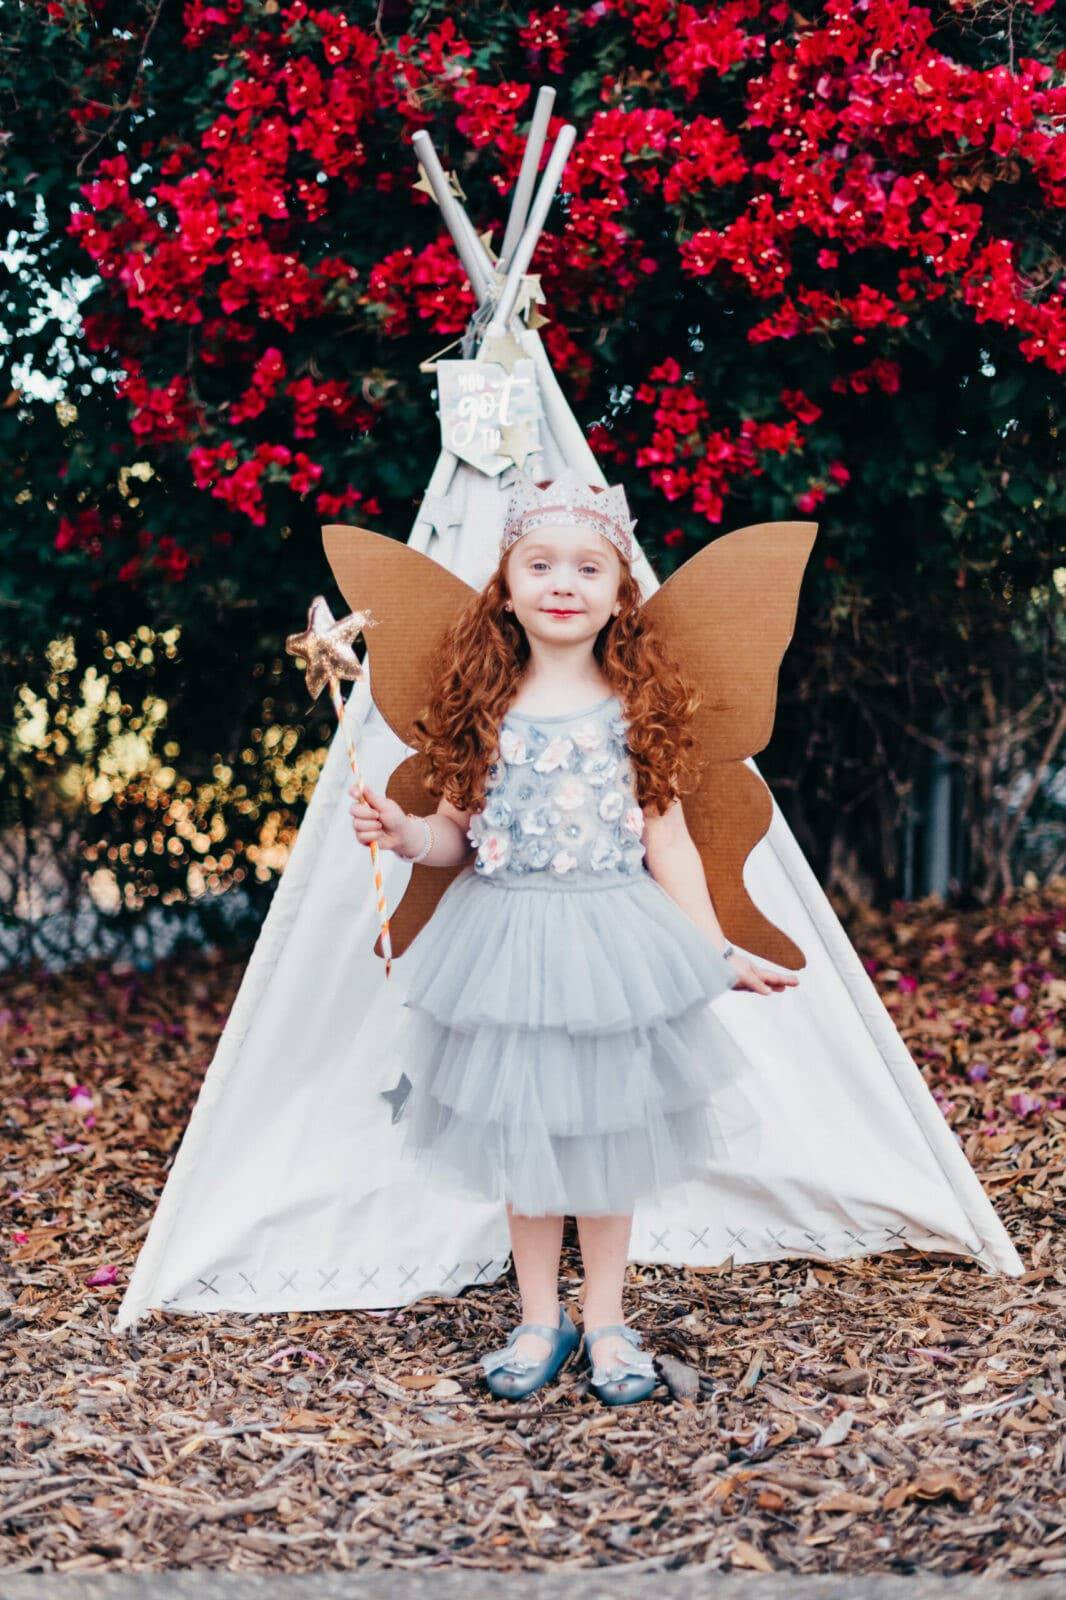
[330,681,394,979]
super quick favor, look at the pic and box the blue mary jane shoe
[583,1322,658,1406]
[480,1305,579,1400]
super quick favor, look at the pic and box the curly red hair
[409,527,704,818]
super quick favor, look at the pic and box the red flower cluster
[748,285,911,345]
[631,357,819,525]
[368,239,477,337]
[117,367,202,443]
[64,0,1062,576]
[830,359,902,396]
[314,484,382,520]
[229,348,288,426]
[454,80,531,148]
[189,441,323,527]
[117,532,196,586]
[519,7,571,75]
[54,507,124,558]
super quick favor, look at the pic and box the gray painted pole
[498,85,557,272]
[411,130,492,302]
[485,124,577,338]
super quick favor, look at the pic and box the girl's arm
[643,798,799,995]
[350,785,474,868]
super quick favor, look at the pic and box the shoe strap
[583,1322,642,1348]
[508,1320,560,1344]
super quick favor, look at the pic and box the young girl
[350,471,798,1406]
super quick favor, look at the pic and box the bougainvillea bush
[0,0,1062,944]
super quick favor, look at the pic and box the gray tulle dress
[395,691,760,1216]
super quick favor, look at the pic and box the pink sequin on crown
[500,468,636,564]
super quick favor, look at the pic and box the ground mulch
[1,884,1064,1576]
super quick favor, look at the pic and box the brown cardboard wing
[323,523,477,747]
[641,520,817,969]
[322,522,477,957]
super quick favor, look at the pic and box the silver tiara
[500,468,636,563]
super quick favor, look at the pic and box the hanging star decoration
[412,163,466,202]
[285,596,374,702]
[514,273,548,327]
[478,329,526,374]
[499,419,538,471]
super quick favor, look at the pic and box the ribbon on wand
[285,596,395,979]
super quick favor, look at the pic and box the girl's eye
[529,562,601,575]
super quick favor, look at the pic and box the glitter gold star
[284,596,375,702]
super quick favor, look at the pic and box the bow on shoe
[479,1323,556,1377]
[587,1325,657,1388]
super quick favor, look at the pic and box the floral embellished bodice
[466,693,647,886]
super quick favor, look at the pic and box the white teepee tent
[116,97,1021,1331]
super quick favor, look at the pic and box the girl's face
[505,520,622,651]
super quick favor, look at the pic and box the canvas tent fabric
[115,109,1023,1333]
[115,328,1022,1333]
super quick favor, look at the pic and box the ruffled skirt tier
[396,868,759,1216]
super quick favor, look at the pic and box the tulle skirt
[395,866,761,1216]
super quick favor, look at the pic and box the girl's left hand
[723,952,799,995]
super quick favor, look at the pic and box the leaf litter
[0,884,1063,1575]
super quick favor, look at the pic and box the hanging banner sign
[437,359,542,477]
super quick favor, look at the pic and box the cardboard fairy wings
[323,518,817,970]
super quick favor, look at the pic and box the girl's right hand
[349,783,410,853]
[725,951,799,995]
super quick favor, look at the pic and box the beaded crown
[500,468,636,563]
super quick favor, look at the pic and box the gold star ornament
[285,595,376,702]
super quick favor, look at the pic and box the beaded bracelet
[399,813,433,864]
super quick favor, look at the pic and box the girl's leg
[505,1204,565,1362]
[575,1212,635,1371]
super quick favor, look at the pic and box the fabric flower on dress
[590,835,622,872]
[469,699,646,883]
[533,736,574,773]
[599,790,625,823]
[561,816,592,847]
[474,832,511,873]
[623,804,645,838]
[482,795,513,830]
[571,719,606,753]
[554,775,587,812]
[500,729,532,765]
[519,803,551,836]
[584,754,619,789]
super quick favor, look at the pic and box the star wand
[285,596,395,979]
